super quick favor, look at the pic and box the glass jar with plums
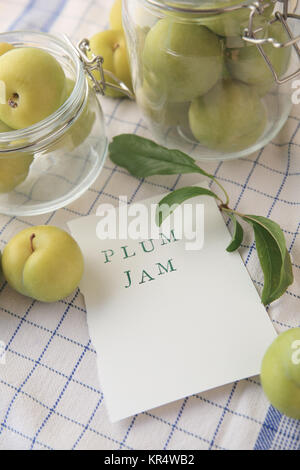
[0,31,108,217]
[122,0,300,161]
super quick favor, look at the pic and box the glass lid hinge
[63,35,134,100]
[242,1,300,84]
[77,38,134,99]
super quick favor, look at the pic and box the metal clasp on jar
[63,35,134,99]
[243,0,300,84]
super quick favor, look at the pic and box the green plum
[198,0,274,37]
[142,19,223,103]
[188,79,267,152]
[0,44,13,106]
[0,47,67,130]
[0,42,14,56]
[110,0,123,30]
[0,151,33,193]
[2,226,84,303]
[0,119,33,193]
[0,119,11,133]
[261,329,300,420]
[226,21,291,94]
[136,80,189,128]
[88,30,133,98]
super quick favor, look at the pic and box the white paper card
[68,188,276,422]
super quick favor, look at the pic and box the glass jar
[123,0,300,160]
[0,31,108,217]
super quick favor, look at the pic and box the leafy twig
[109,134,294,306]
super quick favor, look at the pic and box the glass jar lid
[145,0,253,13]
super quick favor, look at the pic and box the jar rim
[0,30,86,152]
[144,0,263,14]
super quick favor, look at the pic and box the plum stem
[30,234,36,253]
[202,169,230,207]
[8,93,19,109]
[210,177,230,207]
[112,43,120,53]
[220,206,245,219]
[219,203,230,211]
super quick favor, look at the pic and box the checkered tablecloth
[0,0,299,451]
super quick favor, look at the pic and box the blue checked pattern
[0,0,299,451]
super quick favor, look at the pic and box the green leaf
[226,214,244,253]
[156,186,220,226]
[109,134,209,178]
[242,215,294,305]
